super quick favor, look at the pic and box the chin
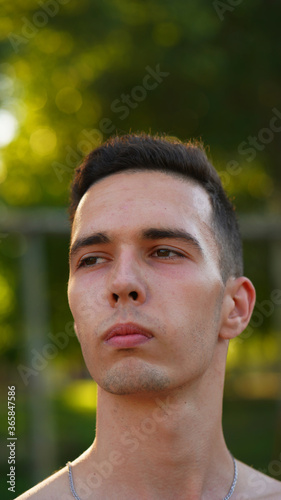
[96,362,171,396]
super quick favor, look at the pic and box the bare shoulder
[15,464,72,500]
[236,459,281,499]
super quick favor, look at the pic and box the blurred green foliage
[0,0,281,209]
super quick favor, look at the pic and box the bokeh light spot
[61,380,97,412]
[2,176,42,205]
[28,90,48,111]
[55,87,83,114]
[0,73,14,95]
[35,29,63,54]
[30,127,57,156]
[0,110,18,147]
[57,32,74,56]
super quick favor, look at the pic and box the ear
[219,276,256,340]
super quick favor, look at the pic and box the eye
[77,255,106,269]
[152,248,185,259]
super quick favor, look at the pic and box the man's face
[68,170,226,395]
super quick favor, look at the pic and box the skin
[16,170,281,499]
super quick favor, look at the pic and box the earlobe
[219,276,256,340]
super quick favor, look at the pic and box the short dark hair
[69,133,243,282]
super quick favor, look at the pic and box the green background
[0,0,281,498]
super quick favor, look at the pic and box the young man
[18,134,281,499]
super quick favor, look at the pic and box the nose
[106,250,147,307]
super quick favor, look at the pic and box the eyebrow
[69,227,203,260]
[69,232,110,260]
[142,228,203,253]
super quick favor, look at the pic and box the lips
[104,322,153,348]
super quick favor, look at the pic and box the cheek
[68,282,100,359]
[162,275,213,310]
[68,277,102,325]
[160,277,222,343]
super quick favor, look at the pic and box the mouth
[104,322,154,348]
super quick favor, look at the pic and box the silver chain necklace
[67,455,238,500]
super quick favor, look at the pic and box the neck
[86,342,234,499]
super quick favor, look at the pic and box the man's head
[67,133,255,396]
[69,133,243,284]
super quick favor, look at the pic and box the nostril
[113,293,119,302]
[129,291,138,301]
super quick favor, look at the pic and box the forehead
[71,170,213,242]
